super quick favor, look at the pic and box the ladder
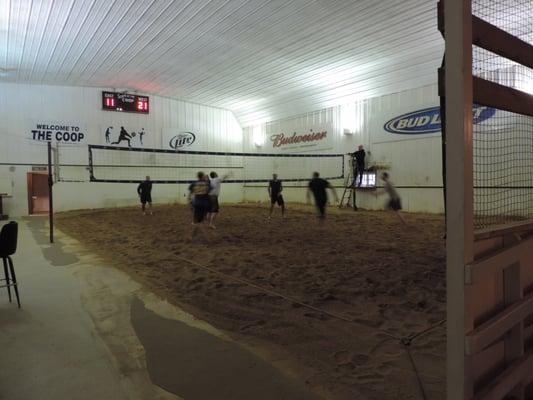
[339,169,357,210]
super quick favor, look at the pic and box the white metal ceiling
[0,0,443,125]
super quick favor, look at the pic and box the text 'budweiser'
[270,131,327,147]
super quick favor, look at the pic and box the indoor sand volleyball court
[1,1,533,400]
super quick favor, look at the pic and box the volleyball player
[377,172,406,225]
[307,172,339,219]
[137,176,153,215]
[268,173,285,218]
[188,171,211,229]
[207,171,230,229]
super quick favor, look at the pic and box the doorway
[27,172,49,214]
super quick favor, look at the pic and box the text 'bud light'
[384,105,496,134]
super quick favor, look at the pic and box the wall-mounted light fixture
[340,102,365,135]
[252,125,264,147]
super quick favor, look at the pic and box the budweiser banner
[266,123,333,152]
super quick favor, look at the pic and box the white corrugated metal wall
[0,82,243,216]
[242,84,445,213]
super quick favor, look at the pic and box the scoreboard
[102,91,149,114]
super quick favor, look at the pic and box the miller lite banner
[266,123,333,152]
[163,128,198,150]
[162,126,242,153]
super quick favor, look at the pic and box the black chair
[0,221,20,308]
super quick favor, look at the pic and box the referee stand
[339,155,386,211]
[339,175,357,210]
[339,155,358,210]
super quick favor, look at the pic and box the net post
[52,145,60,183]
[88,145,95,181]
[47,141,54,244]
[443,0,474,398]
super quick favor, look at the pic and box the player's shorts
[387,198,402,211]
[209,195,219,213]
[271,194,284,206]
[315,196,327,207]
[315,197,327,217]
[193,197,210,223]
[140,194,152,204]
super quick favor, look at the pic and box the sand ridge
[57,204,446,400]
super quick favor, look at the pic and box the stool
[0,221,20,308]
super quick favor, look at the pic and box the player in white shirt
[376,172,406,225]
[207,171,230,229]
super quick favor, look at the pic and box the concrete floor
[0,218,321,400]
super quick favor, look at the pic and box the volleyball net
[471,0,533,229]
[87,145,345,184]
[52,144,90,183]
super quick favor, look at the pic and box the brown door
[27,173,49,214]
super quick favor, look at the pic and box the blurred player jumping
[137,176,153,215]
[188,172,211,237]
[268,173,285,218]
[377,172,406,225]
[307,172,339,219]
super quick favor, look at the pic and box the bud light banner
[383,105,496,135]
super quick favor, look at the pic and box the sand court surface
[57,204,446,400]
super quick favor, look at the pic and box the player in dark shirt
[268,174,285,218]
[137,176,153,215]
[188,171,211,224]
[307,172,339,219]
[351,145,366,187]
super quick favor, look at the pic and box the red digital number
[137,100,148,111]
[105,97,115,108]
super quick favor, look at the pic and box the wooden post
[47,141,54,244]
[503,234,525,400]
[445,0,474,398]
